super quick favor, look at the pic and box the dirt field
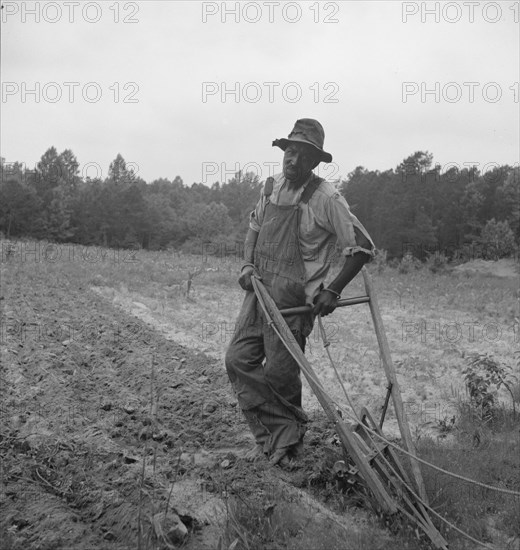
[1,243,518,549]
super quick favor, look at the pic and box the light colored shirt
[249,172,376,302]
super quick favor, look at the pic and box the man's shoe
[269,447,288,466]
[288,440,304,459]
[269,448,299,470]
[242,444,267,462]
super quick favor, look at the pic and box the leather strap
[300,175,322,204]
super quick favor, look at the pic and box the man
[225,119,375,467]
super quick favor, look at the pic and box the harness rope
[317,316,361,422]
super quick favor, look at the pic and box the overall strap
[263,177,274,198]
[300,175,323,205]
[263,174,321,203]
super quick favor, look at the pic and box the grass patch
[417,402,520,548]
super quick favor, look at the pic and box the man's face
[283,142,320,184]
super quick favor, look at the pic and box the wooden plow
[252,268,449,549]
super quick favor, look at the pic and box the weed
[373,248,388,274]
[437,415,456,434]
[462,353,518,422]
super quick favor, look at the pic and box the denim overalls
[225,176,321,455]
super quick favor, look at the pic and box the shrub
[398,253,422,274]
[480,219,517,259]
[424,251,448,273]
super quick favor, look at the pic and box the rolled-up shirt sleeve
[324,192,376,259]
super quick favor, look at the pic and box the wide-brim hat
[272,118,333,163]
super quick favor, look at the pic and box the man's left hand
[312,290,339,316]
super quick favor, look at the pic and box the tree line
[1,148,518,260]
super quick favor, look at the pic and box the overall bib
[225,177,321,455]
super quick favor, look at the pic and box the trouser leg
[225,293,310,455]
[241,409,270,450]
[225,292,271,449]
[259,321,308,453]
[225,292,270,410]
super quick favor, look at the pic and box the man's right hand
[238,266,255,291]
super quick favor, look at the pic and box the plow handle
[280,295,370,316]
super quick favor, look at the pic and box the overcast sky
[1,1,519,185]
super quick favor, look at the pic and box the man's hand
[238,266,255,291]
[312,289,339,316]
